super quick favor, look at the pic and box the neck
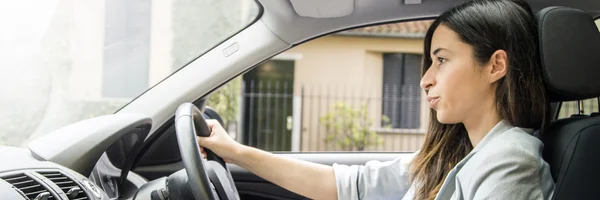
[463,108,502,147]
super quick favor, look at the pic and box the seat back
[536,6,600,200]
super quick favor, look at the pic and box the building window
[382,53,422,129]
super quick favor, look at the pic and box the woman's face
[420,24,499,124]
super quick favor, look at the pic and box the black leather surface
[539,116,600,199]
[536,6,600,200]
[536,7,600,101]
[167,170,199,200]
[175,103,215,200]
[175,102,239,200]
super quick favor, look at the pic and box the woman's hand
[196,119,244,164]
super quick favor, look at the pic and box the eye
[437,57,446,64]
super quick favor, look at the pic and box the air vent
[1,173,55,200]
[38,172,89,200]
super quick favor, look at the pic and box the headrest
[536,7,600,102]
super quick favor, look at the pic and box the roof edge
[333,31,426,39]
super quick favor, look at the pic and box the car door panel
[230,153,410,199]
[133,135,412,200]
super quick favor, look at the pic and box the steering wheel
[174,102,240,200]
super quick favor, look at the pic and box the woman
[197,0,555,199]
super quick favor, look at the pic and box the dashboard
[0,114,154,200]
[0,110,225,200]
[0,146,109,200]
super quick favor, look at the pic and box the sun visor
[290,0,354,18]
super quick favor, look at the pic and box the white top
[333,120,555,200]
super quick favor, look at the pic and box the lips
[427,96,439,108]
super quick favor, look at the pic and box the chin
[434,110,460,124]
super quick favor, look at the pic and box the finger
[198,146,207,157]
[197,136,210,146]
[206,119,219,128]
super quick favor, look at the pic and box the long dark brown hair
[410,0,548,199]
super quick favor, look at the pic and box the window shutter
[382,53,421,129]
[383,54,404,128]
[401,54,421,129]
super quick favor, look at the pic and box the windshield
[0,0,259,147]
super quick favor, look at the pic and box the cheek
[435,75,464,123]
[437,67,465,105]
[436,63,483,119]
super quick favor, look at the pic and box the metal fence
[241,80,295,151]
[228,81,600,152]
[238,80,425,152]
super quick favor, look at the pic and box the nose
[420,66,436,92]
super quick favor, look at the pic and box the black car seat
[536,6,600,200]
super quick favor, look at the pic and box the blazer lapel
[435,153,474,200]
[434,120,514,200]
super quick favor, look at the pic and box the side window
[207,20,433,152]
[558,99,600,119]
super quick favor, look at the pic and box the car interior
[536,6,600,200]
[0,0,599,200]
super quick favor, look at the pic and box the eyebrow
[432,48,447,56]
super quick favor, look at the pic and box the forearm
[231,146,338,200]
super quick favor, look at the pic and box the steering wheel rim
[174,102,239,200]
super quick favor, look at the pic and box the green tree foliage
[320,102,388,151]
[206,78,241,125]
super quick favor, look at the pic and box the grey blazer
[333,120,555,200]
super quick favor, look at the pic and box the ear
[486,50,508,83]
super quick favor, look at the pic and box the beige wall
[287,35,424,94]
[283,35,427,151]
